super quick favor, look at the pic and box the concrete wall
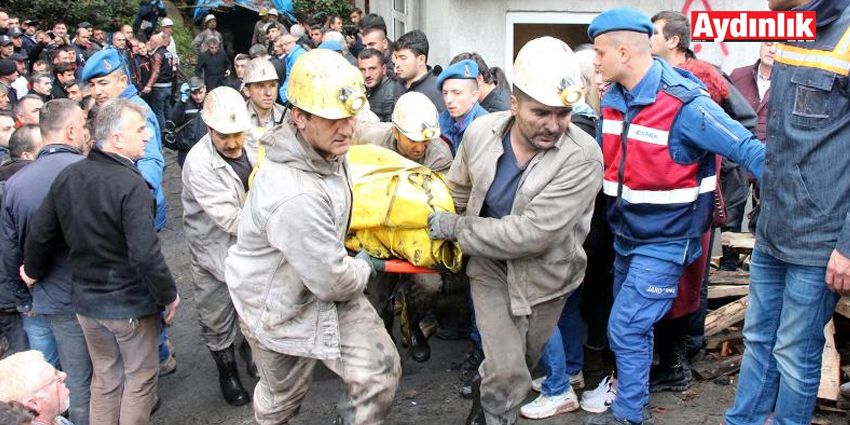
[370,0,770,78]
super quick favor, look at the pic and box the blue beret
[437,59,479,91]
[588,7,653,40]
[318,39,344,52]
[81,48,125,82]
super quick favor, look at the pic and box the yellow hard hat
[243,58,279,84]
[512,36,584,108]
[201,86,252,134]
[392,92,440,142]
[288,49,369,120]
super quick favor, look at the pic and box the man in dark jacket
[0,123,41,180]
[141,34,174,135]
[195,37,230,91]
[21,98,179,425]
[2,101,91,425]
[357,48,403,122]
[393,30,445,113]
[0,120,37,361]
[169,76,206,167]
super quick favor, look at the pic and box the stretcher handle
[381,259,438,274]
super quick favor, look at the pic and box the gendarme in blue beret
[81,48,126,82]
[318,39,343,52]
[588,7,654,40]
[437,59,479,91]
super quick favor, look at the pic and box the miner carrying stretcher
[225,49,401,425]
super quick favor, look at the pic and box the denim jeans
[22,314,60,367]
[539,288,584,396]
[724,248,839,425]
[609,254,682,424]
[48,313,92,425]
[158,315,171,362]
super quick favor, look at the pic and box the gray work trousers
[469,257,567,425]
[78,314,160,425]
[191,263,239,351]
[244,295,401,425]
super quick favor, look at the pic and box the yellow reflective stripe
[775,25,850,76]
[835,25,850,54]
[775,43,850,75]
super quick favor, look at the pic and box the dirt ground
[151,149,839,425]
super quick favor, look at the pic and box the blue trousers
[539,288,584,396]
[724,248,839,425]
[609,254,683,424]
[22,314,60,367]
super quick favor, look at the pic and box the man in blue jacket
[436,59,488,156]
[725,1,850,424]
[586,8,765,425]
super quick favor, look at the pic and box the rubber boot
[719,246,739,271]
[239,339,258,379]
[649,333,692,393]
[211,346,251,406]
[465,375,486,425]
[402,287,431,362]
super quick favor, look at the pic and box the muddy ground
[151,150,840,425]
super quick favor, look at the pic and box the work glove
[355,250,385,277]
[428,212,461,241]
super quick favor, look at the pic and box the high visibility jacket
[601,86,716,243]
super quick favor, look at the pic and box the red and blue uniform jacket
[599,59,765,249]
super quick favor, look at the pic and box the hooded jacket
[182,134,251,281]
[225,120,372,359]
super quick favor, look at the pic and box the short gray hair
[94,98,147,148]
[39,98,81,138]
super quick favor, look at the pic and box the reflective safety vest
[601,90,717,243]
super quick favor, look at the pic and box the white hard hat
[204,14,216,24]
[392,92,440,142]
[201,86,252,134]
[161,18,174,27]
[243,58,278,84]
[512,36,584,108]
[268,8,279,16]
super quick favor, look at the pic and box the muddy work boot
[211,346,251,406]
[465,375,486,425]
[649,335,692,392]
[239,339,259,379]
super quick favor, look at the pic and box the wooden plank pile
[696,232,850,412]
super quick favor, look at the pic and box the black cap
[8,28,22,38]
[23,20,39,27]
[10,53,26,62]
[0,59,17,77]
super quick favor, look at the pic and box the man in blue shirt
[428,37,602,425]
[586,8,765,425]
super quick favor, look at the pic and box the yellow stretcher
[250,144,462,272]
[345,145,463,272]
